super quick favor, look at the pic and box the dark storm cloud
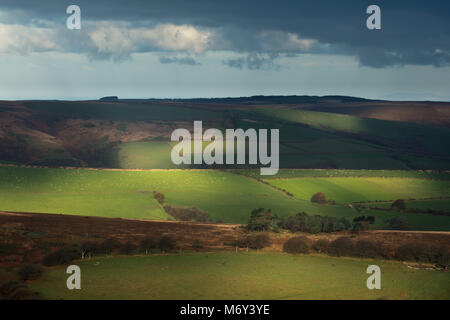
[1,0,449,67]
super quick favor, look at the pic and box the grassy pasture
[0,166,357,224]
[265,177,450,204]
[0,166,449,229]
[242,108,450,170]
[238,169,450,180]
[251,108,450,155]
[29,253,450,300]
[106,141,182,169]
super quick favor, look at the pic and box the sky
[0,0,449,101]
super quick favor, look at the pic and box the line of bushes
[282,236,450,269]
[153,191,212,222]
[42,236,179,267]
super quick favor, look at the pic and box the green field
[251,108,450,156]
[238,108,450,170]
[361,199,450,212]
[29,253,450,300]
[238,169,450,180]
[265,177,450,204]
[0,166,449,230]
[106,142,181,169]
[0,166,355,223]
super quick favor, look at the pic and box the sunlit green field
[29,253,450,300]
[265,177,450,204]
[106,142,181,169]
[0,166,354,223]
[0,166,449,229]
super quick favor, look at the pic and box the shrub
[391,199,406,212]
[386,217,409,230]
[310,192,327,204]
[436,248,450,269]
[80,241,99,258]
[0,243,18,256]
[17,264,43,281]
[120,241,137,255]
[283,236,310,254]
[192,240,203,251]
[396,243,423,262]
[396,243,417,261]
[0,281,38,300]
[395,242,444,263]
[312,239,330,253]
[352,216,375,231]
[153,192,165,204]
[158,236,176,253]
[328,237,355,257]
[42,247,79,266]
[99,238,121,255]
[354,240,379,258]
[140,237,157,254]
[352,221,370,231]
[246,233,272,250]
[231,238,249,248]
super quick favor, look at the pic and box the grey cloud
[0,0,449,67]
[159,56,201,65]
[222,53,280,71]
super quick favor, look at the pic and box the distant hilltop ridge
[97,95,450,104]
[99,96,119,101]
[117,95,378,104]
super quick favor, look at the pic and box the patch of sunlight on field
[29,253,450,300]
[0,166,356,223]
[266,177,450,204]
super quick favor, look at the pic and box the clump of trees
[277,212,352,234]
[352,216,375,231]
[386,217,409,230]
[246,208,277,232]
